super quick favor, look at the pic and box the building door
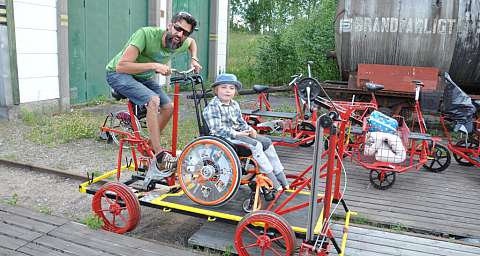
[69,0,148,104]
[172,0,210,80]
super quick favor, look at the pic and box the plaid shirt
[203,96,250,139]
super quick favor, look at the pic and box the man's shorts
[106,71,171,107]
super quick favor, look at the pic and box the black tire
[453,140,478,166]
[298,122,316,147]
[423,144,451,173]
[369,170,396,190]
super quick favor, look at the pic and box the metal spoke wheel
[286,174,310,190]
[107,112,145,149]
[369,170,396,190]
[297,77,322,102]
[423,144,451,172]
[297,122,316,147]
[92,182,141,234]
[453,140,479,166]
[235,210,296,256]
[177,136,241,206]
[242,197,263,213]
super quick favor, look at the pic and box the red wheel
[177,136,241,206]
[369,170,396,190]
[235,210,296,256]
[286,174,311,190]
[453,140,478,166]
[92,182,141,234]
[297,122,315,147]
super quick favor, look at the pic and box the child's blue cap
[211,73,242,90]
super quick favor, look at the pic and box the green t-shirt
[106,27,191,80]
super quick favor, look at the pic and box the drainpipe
[208,0,219,82]
[149,0,169,88]
[208,0,228,81]
[57,0,70,112]
[0,0,16,119]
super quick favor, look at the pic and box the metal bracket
[86,172,95,185]
[142,158,174,190]
[125,156,132,168]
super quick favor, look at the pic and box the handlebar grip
[411,80,425,87]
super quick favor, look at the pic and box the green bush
[227,31,264,89]
[255,0,339,85]
[82,214,104,230]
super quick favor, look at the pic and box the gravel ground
[0,93,292,253]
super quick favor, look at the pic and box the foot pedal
[263,188,276,201]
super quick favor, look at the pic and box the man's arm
[116,45,171,75]
[188,39,202,73]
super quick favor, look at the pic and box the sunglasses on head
[173,23,191,36]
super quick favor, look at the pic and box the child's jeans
[230,135,287,189]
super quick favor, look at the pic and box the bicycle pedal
[263,189,276,201]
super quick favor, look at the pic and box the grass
[391,222,409,233]
[350,214,372,225]
[81,214,104,230]
[4,193,18,206]
[227,31,264,89]
[20,108,105,146]
[276,102,298,113]
[160,115,199,150]
[38,206,53,215]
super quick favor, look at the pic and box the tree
[229,0,324,33]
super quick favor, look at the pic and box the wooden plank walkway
[0,203,197,256]
[276,145,480,238]
[189,221,480,255]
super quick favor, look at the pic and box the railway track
[0,158,87,181]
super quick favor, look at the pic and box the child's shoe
[262,187,276,201]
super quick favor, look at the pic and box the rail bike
[314,80,451,189]
[80,69,356,255]
[241,61,322,147]
[440,73,480,168]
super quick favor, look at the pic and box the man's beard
[165,32,184,50]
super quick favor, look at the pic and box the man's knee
[147,96,160,112]
[161,103,174,116]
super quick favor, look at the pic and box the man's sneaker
[156,151,178,170]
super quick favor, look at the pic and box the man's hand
[154,63,171,76]
[191,59,202,74]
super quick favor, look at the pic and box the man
[106,11,202,161]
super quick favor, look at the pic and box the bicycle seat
[111,89,127,100]
[365,82,384,92]
[253,84,270,93]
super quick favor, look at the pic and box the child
[202,73,289,191]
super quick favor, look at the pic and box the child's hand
[249,129,257,138]
[235,131,251,137]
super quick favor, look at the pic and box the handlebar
[288,74,302,86]
[170,68,197,82]
[411,80,425,87]
[171,67,195,75]
[411,80,424,101]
